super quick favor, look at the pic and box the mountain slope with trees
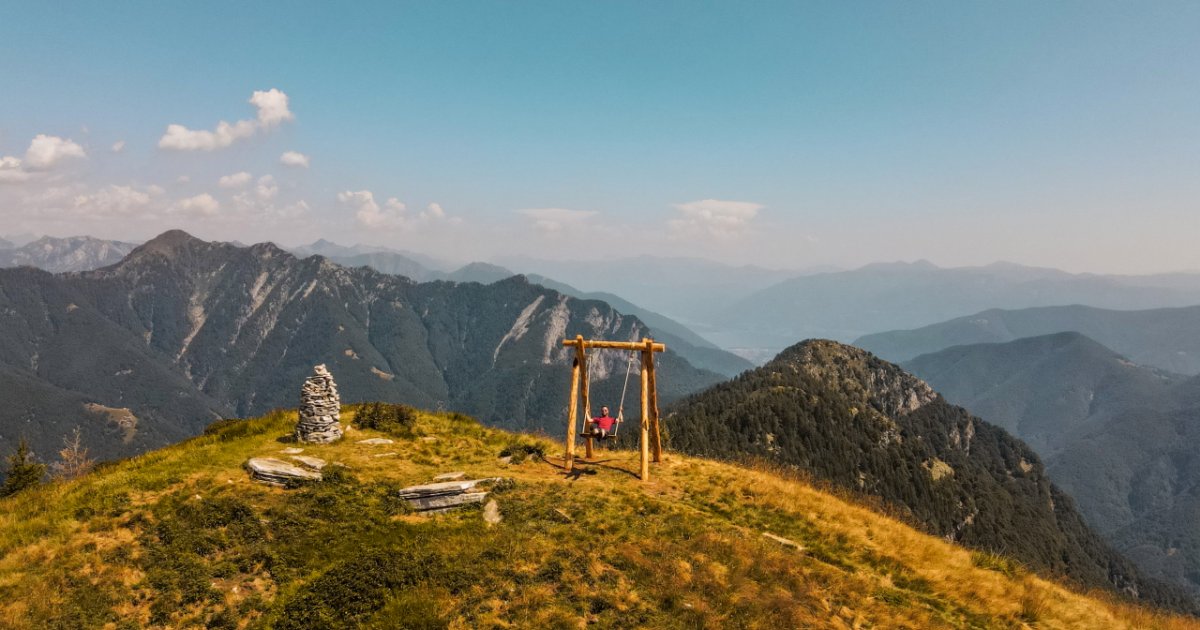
[904,333,1200,597]
[0,231,722,468]
[664,339,1193,610]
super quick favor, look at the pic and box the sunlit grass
[0,404,1194,628]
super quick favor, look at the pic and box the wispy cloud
[280,151,310,168]
[72,184,158,217]
[170,193,220,217]
[668,199,762,239]
[516,207,597,235]
[342,190,459,229]
[0,134,88,184]
[218,171,252,189]
[158,88,294,151]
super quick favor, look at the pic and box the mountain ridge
[665,339,1194,609]
[0,230,723,467]
[902,333,1200,597]
[857,304,1200,374]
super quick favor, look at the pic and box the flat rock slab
[357,438,394,445]
[246,457,322,486]
[290,455,328,470]
[433,471,467,482]
[372,452,398,458]
[411,492,489,513]
[395,478,500,500]
[280,447,305,455]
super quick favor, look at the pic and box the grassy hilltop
[0,407,1195,629]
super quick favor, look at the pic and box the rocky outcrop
[245,457,322,486]
[396,478,506,513]
[295,364,343,443]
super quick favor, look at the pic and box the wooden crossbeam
[562,339,665,352]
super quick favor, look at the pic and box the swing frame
[562,335,665,481]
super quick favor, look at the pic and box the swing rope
[611,349,637,437]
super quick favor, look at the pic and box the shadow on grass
[538,454,641,481]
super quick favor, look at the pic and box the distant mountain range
[665,339,1192,609]
[0,231,723,466]
[289,239,453,273]
[858,304,1200,375]
[712,261,1200,355]
[524,274,754,377]
[499,254,806,325]
[296,243,752,378]
[904,333,1200,597]
[0,236,138,273]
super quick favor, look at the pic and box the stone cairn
[295,364,343,443]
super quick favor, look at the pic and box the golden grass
[0,406,1194,629]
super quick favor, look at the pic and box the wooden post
[640,341,651,481]
[646,339,663,463]
[564,352,581,472]
[580,341,594,460]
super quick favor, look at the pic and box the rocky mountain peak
[772,339,937,416]
[142,229,205,251]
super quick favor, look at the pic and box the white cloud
[517,207,597,234]
[158,88,294,151]
[73,184,155,217]
[0,135,88,184]
[249,88,294,127]
[111,140,125,153]
[385,197,407,213]
[255,175,278,201]
[218,171,253,188]
[668,199,762,238]
[279,151,310,168]
[341,192,459,230]
[341,190,390,227]
[171,193,220,217]
[176,175,191,184]
[0,156,31,184]
[24,135,87,169]
[422,202,445,220]
[157,120,256,151]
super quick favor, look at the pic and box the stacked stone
[295,364,343,443]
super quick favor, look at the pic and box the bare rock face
[295,364,343,443]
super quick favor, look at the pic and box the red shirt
[592,414,616,431]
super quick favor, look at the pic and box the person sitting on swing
[587,406,619,439]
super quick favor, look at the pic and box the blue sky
[1,1,1197,272]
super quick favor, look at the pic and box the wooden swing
[576,350,635,440]
[562,335,665,481]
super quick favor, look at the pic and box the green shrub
[499,441,545,464]
[970,551,1023,579]
[354,403,417,435]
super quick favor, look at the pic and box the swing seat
[580,432,619,440]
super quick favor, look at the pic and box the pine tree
[1,438,46,498]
